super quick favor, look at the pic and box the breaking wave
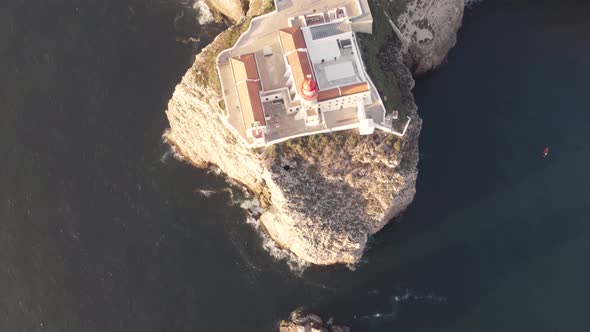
[392,287,447,304]
[354,287,446,323]
[160,130,186,162]
[223,183,310,273]
[193,0,214,25]
[160,145,185,164]
[194,188,217,197]
[245,216,310,273]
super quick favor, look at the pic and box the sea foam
[193,0,214,25]
[226,184,309,273]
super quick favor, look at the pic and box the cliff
[204,0,245,22]
[164,0,466,265]
[395,0,467,74]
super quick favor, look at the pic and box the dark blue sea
[2,0,589,331]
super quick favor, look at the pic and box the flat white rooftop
[308,21,351,40]
[325,61,356,81]
[312,48,363,89]
[301,20,365,90]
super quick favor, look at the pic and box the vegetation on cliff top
[264,131,401,166]
[193,0,275,92]
[357,0,410,116]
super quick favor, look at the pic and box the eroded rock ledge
[279,311,349,332]
[164,0,466,265]
[397,0,467,74]
[204,0,245,22]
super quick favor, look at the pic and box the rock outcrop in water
[279,311,350,332]
[164,0,466,265]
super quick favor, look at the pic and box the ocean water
[1,0,589,331]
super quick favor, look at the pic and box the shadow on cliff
[300,144,590,331]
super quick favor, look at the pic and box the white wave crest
[393,288,447,304]
[200,168,310,273]
[242,208,309,272]
[255,218,310,273]
[161,130,186,162]
[193,0,214,25]
[194,189,217,197]
[169,145,186,162]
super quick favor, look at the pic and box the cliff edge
[396,0,467,74]
[164,0,466,265]
[205,0,246,22]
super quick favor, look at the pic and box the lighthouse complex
[216,0,411,148]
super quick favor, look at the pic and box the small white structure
[263,45,273,56]
[248,126,267,147]
[305,108,320,126]
[357,101,375,135]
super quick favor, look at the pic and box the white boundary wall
[214,1,411,149]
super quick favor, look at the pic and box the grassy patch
[276,132,363,162]
[357,0,411,115]
[192,0,275,93]
[247,0,275,16]
[193,17,253,92]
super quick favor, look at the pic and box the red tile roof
[236,80,266,127]
[317,83,370,102]
[230,53,266,127]
[317,88,341,101]
[279,27,306,54]
[340,82,370,96]
[230,54,259,82]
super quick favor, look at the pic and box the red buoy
[542,146,550,158]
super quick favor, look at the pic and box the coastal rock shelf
[164,0,465,265]
[397,0,467,74]
[279,311,349,332]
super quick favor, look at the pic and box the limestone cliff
[164,0,466,265]
[205,0,245,22]
[396,0,467,74]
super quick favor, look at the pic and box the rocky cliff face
[396,0,467,74]
[205,0,245,22]
[164,0,465,265]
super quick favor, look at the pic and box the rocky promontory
[396,0,467,74]
[164,0,466,265]
[279,311,349,332]
[204,0,245,22]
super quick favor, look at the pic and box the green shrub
[193,0,275,93]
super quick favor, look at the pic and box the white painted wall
[318,91,371,112]
[260,92,283,102]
